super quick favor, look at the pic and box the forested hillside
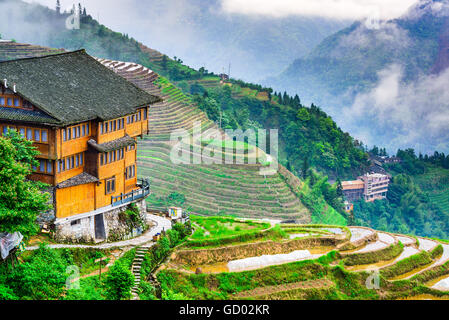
[266,0,449,155]
[354,149,449,239]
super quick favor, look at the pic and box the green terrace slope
[137,142,310,221]
[413,166,449,217]
[98,58,312,221]
[155,216,449,300]
[0,41,64,62]
[97,58,217,141]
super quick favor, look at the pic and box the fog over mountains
[12,0,348,83]
[266,0,449,154]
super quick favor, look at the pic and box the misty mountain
[0,0,348,83]
[265,0,449,155]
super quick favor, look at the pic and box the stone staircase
[130,245,152,300]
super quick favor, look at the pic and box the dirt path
[233,279,334,298]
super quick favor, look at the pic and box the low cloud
[340,64,449,154]
[220,0,418,20]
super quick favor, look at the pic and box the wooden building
[0,50,161,242]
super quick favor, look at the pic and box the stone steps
[130,246,151,300]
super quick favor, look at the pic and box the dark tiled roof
[56,172,99,189]
[88,135,136,153]
[0,107,60,125]
[0,50,161,126]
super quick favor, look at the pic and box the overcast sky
[26,0,419,26]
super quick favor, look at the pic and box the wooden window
[143,108,148,120]
[76,126,80,138]
[34,129,40,141]
[86,123,90,135]
[13,98,20,107]
[41,130,48,142]
[82,125,86,136]
[39,160,45,172]
[19,128,25,137]
[67,128,71,140]
[63,129,67,141]
[100,123,104,134]
[126,165,136,180]
[36,160,53,174]
[113,120,116,131]
[105,177,116,195]
[0,97,4,105]
[7,98,12,106]
[80,153,84,165]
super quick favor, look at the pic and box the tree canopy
[0,130,50,237]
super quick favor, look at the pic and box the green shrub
[104,261,134,300]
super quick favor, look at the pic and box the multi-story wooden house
[0,50,161,242]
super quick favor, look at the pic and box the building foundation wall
[54,199,147,243]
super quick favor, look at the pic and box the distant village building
[341,180,365,202]
[371,155,402,166]
[219,73,229,81]
[342,173,390,203]
[360,173,390,202]
[0,50,161,242]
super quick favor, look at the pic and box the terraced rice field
[160,217,449,300]
[97,58,310,220]
[137,142,309,220]
[0,41,64,62]
[413,167,449,215]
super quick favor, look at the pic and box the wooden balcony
[111,178,150,207]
